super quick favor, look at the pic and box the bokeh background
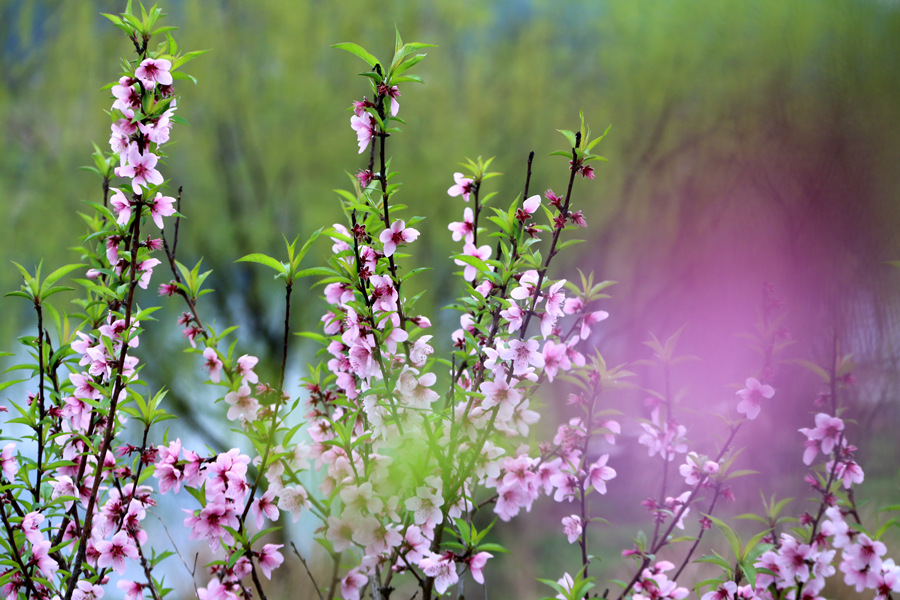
[2,0,900,598]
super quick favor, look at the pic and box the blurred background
[2,0,899,597]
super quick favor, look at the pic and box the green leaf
[236,253,285,275]
[557,129,577,148]
[291,228,323,269]
[726,469,759,480]
[788,359,831,383]
[171,49,210,70]
[332,42,380,69]
[695,553,732,570]
[474,543,509,553]
[707,515,742,559]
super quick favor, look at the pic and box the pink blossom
[501,397,540,437]
[115,146,164,194]
[156,438,181,465]
[377,83,401,116]
[586,454,616,494]
[117,580,144,600]
[353,97,374,116]
[447,206,475,244]
[331,223,352,254]
[829,456,865,489]
[599,419,621,444]
[154,462,182,494]
[30,539,59,578]
[51,475,78,509]
[138,110,174,145]
[184,499,239,551]
[473,279,493,298]
[735,377,775,420]
[22,512,45,545]
[364,521,404,556]
[510,269,540,301]
[356,168,375,187]
[257,543,284,579]
[110,187,132,225]
[137,257,161,289]
[410,335,434,367]
[479,378,521,421]
[448,207,476,243]
[341,568,368,600]
[405,479,444,526]
[701,581,737,600]
[72,579,105,600]
[0,443,17,480]
[542,339,571,382]
[419,551,459,594]
[799,413,845,464]
[135,57,173,87]
[251,489,280,529]
[562,515,583,543]
[775,534,814,582]
[873,559,900,600]
[182,448,205,487]
[277,484,310,522]
[555,573,574,600]
[468,551,492,584]
[203,347,224,383]
[550,471,579,504]
[350,111,375,153]
[499,339,544,376]
[380,219,419,257]
[679,452,708,486]
[224,383,259,422]
[205,449,251,500]
[95,530,139,574]
[236,354,259,384]
[325,514,355,552]
[402,525,430,564]
[340,481,384,516]
[147,192,176,229]
[845,533,886,574]
[580,309,609,338]
[324,282,354,307]
[665,491,692,530]
[500,301,525,334]
[455,242,492,282]
[398,370,439,408]
[198,578,238,600]
[448,172,475,201]
[111,76,140,112]
[821,506,851,548]
[543,279,567,320]
[523,194,541,215]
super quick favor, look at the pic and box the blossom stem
[650,365,673,550]
[0,499,40,598]
[519,134,580,340]
[65,195,144,600]
[617,423,741,600]
[376,108,410,353]
[290,542,325,600]
[672,484,723,581]
[33,303,46,505]
[239,279,293,527]
[249,558,270,600]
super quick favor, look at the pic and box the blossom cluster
[1,8,897,600]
